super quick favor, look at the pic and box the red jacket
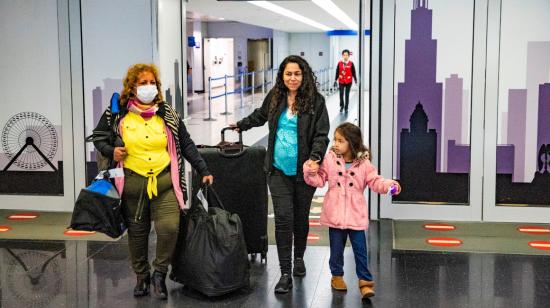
[335,61,356,85]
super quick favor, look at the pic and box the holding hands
[305,159,320,174]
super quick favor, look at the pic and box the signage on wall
[300,52,305,56]
[187,36,195,47]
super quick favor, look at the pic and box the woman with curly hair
[232,55,330,293]
[93,63,213,300]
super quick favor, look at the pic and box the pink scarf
[127,99,158,119]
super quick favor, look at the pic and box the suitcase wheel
[250,253,257,262]
[261,252,267,263]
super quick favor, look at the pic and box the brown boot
[331,276,347,291]
[358,279,375,298]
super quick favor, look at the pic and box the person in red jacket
[334,49,357,113]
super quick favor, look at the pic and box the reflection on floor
[1,220,550,307]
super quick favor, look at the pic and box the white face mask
[136,85,158,104]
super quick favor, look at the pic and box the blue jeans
[329,228,373,281]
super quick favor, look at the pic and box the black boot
[151,270,168,300]
[293,258,306,277]
[274,274,293,294]
[133,273,150,297]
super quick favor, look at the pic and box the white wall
[191,21,206,92]
[81,0,154,141]
[0,0,63,170]
[273,30,290,69]
[204,38,235,88]
[157,0,184,115]
[206,22,273,75]
[289,33,330,72]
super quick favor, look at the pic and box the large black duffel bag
[170,185,250,297]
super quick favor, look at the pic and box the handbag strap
[202,185,225,211]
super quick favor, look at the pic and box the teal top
[273,107,298,176]
[345,162,353,169]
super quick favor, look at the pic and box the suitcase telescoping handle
[221,127,243,144]
[219,127,245,157]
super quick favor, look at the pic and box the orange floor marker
[426,237,463,247]
[7,212,39,220]
[423,223,456,231]
[64,229,96,236]
[517,226,550,235]
[528,241,550,250]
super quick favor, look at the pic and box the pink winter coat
[303,150,395,230]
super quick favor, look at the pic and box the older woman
[93,63,213,300]
[233,55,330,293]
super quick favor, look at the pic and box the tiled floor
[2,220,550,307]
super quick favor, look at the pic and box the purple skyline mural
[397,0,443,175]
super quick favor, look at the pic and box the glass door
[482,0,550,223]
[377,0,485,221]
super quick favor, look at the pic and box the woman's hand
[113,147,127,162]
[229,123,240,133]
[202,175,214,185]
[305,159,320,174]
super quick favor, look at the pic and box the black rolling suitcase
[192,127,268,262]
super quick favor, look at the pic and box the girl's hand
[306,159,320,173]
[391,181,401,195]
[202,175,214,185]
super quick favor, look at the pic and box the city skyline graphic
[395,0,550,205]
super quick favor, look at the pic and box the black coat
[237,90,330,180]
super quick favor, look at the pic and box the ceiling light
[312,0,358,30]
[248,1,332,31]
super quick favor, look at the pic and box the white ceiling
[186,0,365,33]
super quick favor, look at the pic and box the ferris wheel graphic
[1,112,59,171]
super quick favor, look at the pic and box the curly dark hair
[270,55,319,116]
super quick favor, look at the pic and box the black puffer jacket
[237,90,330,181]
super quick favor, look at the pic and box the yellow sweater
[122,112,170,198]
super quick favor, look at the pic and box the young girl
[303,122,400,299]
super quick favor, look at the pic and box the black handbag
[170,185,250,297]
[69,170,126,238]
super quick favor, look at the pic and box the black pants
[268,169,316,275]
[339,83,352,110]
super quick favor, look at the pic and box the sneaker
[274,274,293,294]
[293,258,306,277]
